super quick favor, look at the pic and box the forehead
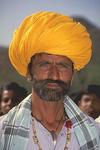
[2,90,15,97]
[81,94,97,101]
[31,53,73,64]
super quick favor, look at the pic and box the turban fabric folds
[9,11,92,76]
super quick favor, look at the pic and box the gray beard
[32,78,71,102]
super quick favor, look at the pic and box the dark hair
[0,82,28,102]
[87,84,100,98]
[72,90,91,104]
[72,85,100,105]
[0,82,20,92]
[73,91,89,104]
[27,53,40,79]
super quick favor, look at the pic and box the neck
[31,89,66,133]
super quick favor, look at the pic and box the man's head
[87,84,100,118]
[73,90,100,118]
[27,53,74,101]
[74,91,95,116]
[0,82,28,115]
[8,11,92,101]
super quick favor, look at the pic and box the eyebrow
[36,60,73,68]
[56,62,72,66]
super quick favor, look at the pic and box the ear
[70,69,77,86]
[26,68,32,82]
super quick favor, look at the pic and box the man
[0,82,28,115]
[0,11,100,150]
[88,84,100,122]
[72,90,97,119]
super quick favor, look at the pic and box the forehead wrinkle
[31,53,73,66]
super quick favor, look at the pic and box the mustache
[34,79,68,88]
[32,78,70,101]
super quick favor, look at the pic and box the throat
[32,110,66,134]
[31,94,66,133]
[38,115,66,134]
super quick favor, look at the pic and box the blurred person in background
[72,91,95,118]
[71,84,100,120]
[88,84,100,123]
[0,82,28,115]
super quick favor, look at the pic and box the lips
[86,107,94,113]
[47,83,60,89]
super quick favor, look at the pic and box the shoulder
[0,95,31,131]
[89,116,100,133]
[0,105,17,130]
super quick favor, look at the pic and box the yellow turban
[9,11,92,76]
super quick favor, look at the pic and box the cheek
[1,102,6,107]
[60,71,73,81]
[32,69,49,80]
[93,102,100,111]
[78,101,86,108]
[32,68,73,81]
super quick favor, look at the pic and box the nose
[89,100,93,105]
[7,99,12,105]
[48,65,60,80]
[87,101,93,108]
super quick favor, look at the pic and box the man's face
[29,53,74,102]
[0,90,17,114]
[78,94,95,116]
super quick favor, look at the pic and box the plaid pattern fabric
[0,94,99,150]
[64,96,99,150]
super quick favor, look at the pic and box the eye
[37,61,51,69]
[84,98,90,103]
[57,62,72,70]
[1,98,10,103]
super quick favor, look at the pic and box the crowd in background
[0,82,100,123]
